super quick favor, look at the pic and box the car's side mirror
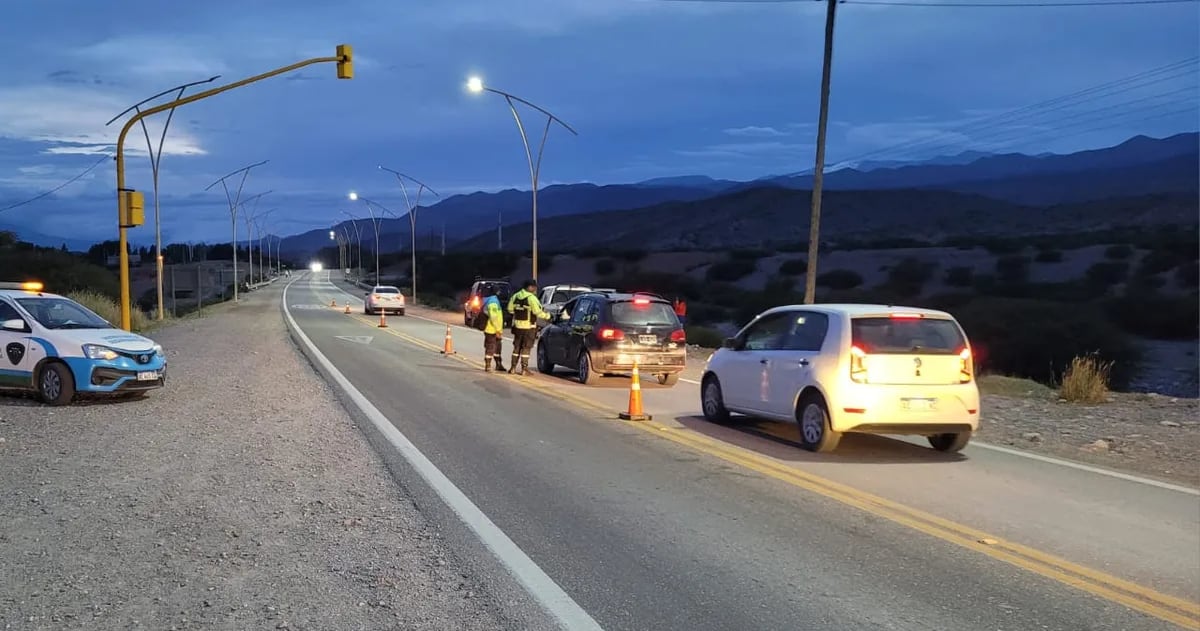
[722,337,739,350]
[2,318,27,332]
[364,292,370,296]
[559,310,570,321]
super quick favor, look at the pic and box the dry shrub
[1058,353,1113,403]
[67,290,149,332]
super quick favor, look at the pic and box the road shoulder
[0,289,515,630]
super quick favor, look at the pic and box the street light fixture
[465,75,578,283]
[235,190,272,289]
[347,191,401,291]
[378,166,439,304]
[204,162,269,302]
[107,75,221,322]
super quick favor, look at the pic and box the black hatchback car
[536,292,687,386]
[463,278,512,327]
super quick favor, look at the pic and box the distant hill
[0,223,93,252]
[453,187,1198,253]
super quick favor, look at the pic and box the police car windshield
[15,297,111,330]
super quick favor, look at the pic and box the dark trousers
[511,328,536,367]
[484,333,503,368]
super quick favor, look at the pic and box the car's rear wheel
[797,394,841,453]
[657,373,680,386]
[38,362,75,406]
[701,375,731,424]
[577,352,600,385]
[928,431,972,453]
[537,343,555,374]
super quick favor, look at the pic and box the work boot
[493,355,506,372]
[484,357,494,372]
[520,358,530,375]
[508,355,521,375]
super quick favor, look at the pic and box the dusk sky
[0,0,1196,246]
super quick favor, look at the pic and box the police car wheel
[38,362,76,407]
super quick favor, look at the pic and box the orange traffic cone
[344,304,351,314]
[377,311,388,328]
[331,299,337,307]
[619,360,651,421]
[440,325,455,355]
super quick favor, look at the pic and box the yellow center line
[326,305,1200,629]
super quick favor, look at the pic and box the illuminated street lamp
[341,210,364,279]
[466,75,577,283]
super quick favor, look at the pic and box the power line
[0,154,111,214]
[844,0,1197,6]
[819,57,1198,168]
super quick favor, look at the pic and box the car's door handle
[799,359,810,366]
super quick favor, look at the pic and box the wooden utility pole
[804,0,838,304]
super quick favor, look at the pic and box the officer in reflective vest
[506,279,549,375]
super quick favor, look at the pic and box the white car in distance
[700,304,980,454]
[364,285,405,316]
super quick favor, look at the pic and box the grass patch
[1057,353,1114,404]
[977,375,1054,398]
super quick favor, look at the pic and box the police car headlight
[82,344,120,361]
[152,344,163,356]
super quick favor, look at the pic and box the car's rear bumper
[829,382,980,434]
[595,350,687,374]
[370,304,405,313]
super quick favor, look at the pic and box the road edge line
[326,278,1200,497]
[283,275,604,631]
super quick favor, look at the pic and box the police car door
[0,298,34,388]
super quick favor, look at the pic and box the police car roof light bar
[0,281,44,291]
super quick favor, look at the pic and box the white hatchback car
[700,304,979,453]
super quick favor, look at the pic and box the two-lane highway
[284,272,1199,630]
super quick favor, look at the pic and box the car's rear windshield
[851,316,965,355]
[551,289,587,303]
[373,286,400,294]
[477,282,509,295]
[609,300,678,327]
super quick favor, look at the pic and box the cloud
[723,125,790,138]
[675,141,813,160]
[66,36,228,79]
[0,85,206,157]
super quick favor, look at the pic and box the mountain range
[278,131,1197,257]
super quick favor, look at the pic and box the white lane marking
[284,275,604,631]
[966,442,1200,496]
[335,335,374,345]
[323,274,1200,497]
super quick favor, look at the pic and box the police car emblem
[5,342,23,366]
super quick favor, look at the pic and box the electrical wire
[818,57,1199,169]
[844,0,1197,6]
[0,154,111,214]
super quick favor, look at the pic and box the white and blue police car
[0,281,166,405]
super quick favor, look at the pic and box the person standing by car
[674,296,688,327]
[481,286,506,373]
[507,279,549,375]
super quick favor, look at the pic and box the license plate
[136,371,159,382]
[638,335,657,345]
[902,398,936,410]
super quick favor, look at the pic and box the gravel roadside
[0,288,514,630]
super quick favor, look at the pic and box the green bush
[1104,244,1134,260]
[1034,249,1063,263]
[706,259,756,283]
[685,325,725,349]
[944,266,974,287]
[816,269,863,291]
[1085,261,1130,287]
[593,258,615,276]
[884,258,936,297]
[1137,248,1182,276]
[1175,261,1199,288]
[778,258,808,276]
[995,255,1030,284]
[1106,292,1198,340]
[687,302,729,326]
[982,239,1026,255]
[953,297,1139,388]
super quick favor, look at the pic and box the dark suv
[463,278,512,327]
[536,292,687,386]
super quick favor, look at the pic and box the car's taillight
[598,327,625,341]
[958,347,973,383]
[849,345,868,384]
[669,329,686,343]
[470,296,480,308]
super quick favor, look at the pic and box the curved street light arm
[483,86,578,136]
[104,76,222,127]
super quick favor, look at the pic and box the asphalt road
[285,272,1199,630]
